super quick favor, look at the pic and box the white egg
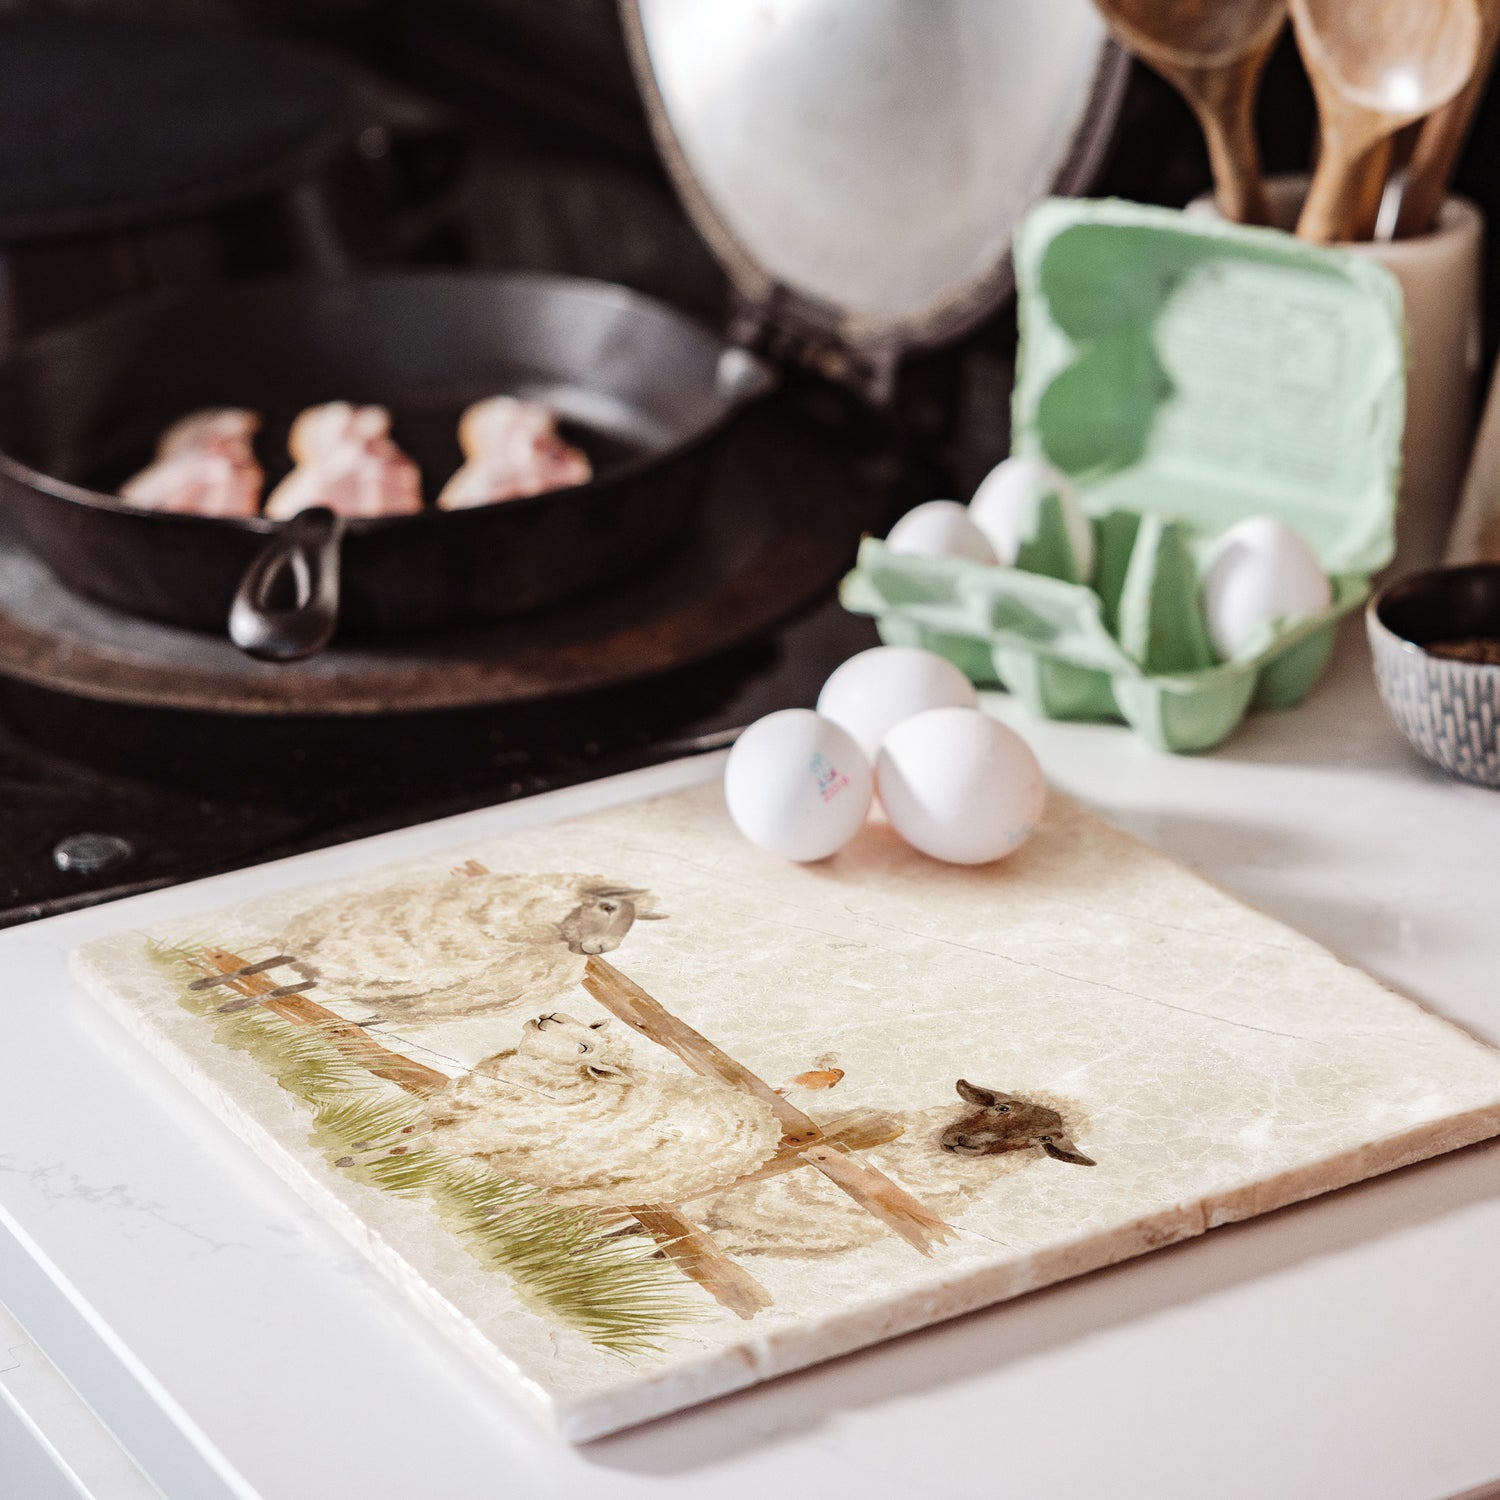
[876,707,1046,865]
[885,500,997,563]
[1202,517,1332,660]
[968,454,1095,580]
[816,646,979,760]
[724,709,873,862]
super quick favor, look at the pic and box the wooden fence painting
[177,945,956,1322]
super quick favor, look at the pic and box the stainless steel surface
[623,0,1127,384]
[51,834,133,877]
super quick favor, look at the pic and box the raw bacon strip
[120,408,264,518]
[436,396,592,510]
[264,402,422,521]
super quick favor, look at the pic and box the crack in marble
[803,874,1308,953]
[1033,977,1325,1045]
[1009,889,1309,956]
[951,1223,1019,1251]
[602,842,726,881]
[758,913,1322,1044]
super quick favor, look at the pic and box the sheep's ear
[955,1078,998,1107]
[589,1019,611,1031]
[636,908,668,921]
[1043,1136,1096,1166]
[586,1060,633,1082]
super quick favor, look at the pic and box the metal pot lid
[622,0,1128,399]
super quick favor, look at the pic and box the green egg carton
[840,196,1406,753]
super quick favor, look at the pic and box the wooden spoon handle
[1395,0,1500,236]
[1193,89,1272,225]
[1172,43,1279,226]
[1298,132,1390,242]
[1346,135,1396,241]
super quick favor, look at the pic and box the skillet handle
[228,507,345,662]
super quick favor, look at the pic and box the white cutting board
[67,766,1500,1442]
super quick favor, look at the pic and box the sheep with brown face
[279,872,666,1023]
[940,1079,1095,1166]
[556,886,667,956]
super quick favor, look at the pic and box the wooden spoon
[1093,0,1286,225]
[1291,0,1482,244]
[1392,0,1500,236]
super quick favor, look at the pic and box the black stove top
[7,0,1497,927]
[0,7,969,926]
[0,596,879,926]
[0,376,901,925]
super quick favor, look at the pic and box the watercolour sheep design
[696,1105,986,1256]
[404,1013,784,1209]
[346,1022,1096,1251]
[279,872,665,1023]
[940,1080,1096,1165]
[699,1083,1094,1257]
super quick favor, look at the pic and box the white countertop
[2,620,1498,1500]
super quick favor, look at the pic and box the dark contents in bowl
[1374,563,1500,651]
[1427,637,1500,666]
[1368,564,1500,789]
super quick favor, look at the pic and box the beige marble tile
[72,784,1500,1440]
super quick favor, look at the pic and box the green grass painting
[147,940,700,1356]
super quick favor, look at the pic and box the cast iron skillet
[0,274,774,658]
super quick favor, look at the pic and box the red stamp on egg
[809,752,850,803]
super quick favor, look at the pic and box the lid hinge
[730,284,900,407]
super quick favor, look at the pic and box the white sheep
[697,1095,1078,1256]
[411,1012,783,1209]
[279,872,665,1023]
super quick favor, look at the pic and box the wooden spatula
[1290,0,1482,244]
[1392,0,1500,236]
[1092,0,1286,225]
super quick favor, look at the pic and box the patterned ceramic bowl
[1367,564,1500,788]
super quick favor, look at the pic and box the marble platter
[71,768,1500,1441]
